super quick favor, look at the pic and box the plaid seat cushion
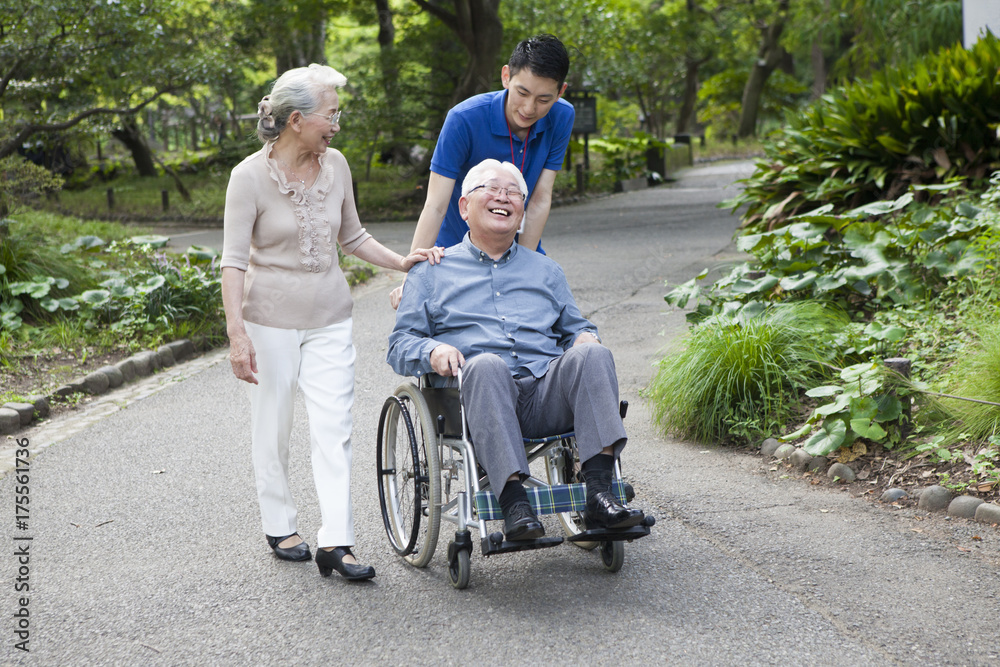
[473,481,630,521]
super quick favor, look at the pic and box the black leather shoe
[316,547,376,581]
[266,533,312,562]
[584,491,644,530]
[503,500,545,540]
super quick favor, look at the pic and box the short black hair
[507,34,570,87]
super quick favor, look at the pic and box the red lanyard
[505,115,530,173]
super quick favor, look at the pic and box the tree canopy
[0,0,965,178]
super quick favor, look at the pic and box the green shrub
[646,301,847,445]
[0,155,64,218]
[70,241,225,346]
[782,360,905,456]
[1,221,95,325]
[726,35,1000,231]
[583,133,670,185]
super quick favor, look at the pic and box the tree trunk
[810,0,831,100]
[736,0,790,138]
[375,0,398,100]
[412,0,503,108]
[811,40,827,100]
[450,6,503,107]
[676,54,710,136]
[111,116,158,177]
[375,0,395,49]
[274,3,327,75]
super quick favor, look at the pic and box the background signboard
[569,96,598,135]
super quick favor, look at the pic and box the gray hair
[461,159,528,199]
[256,64,347,143]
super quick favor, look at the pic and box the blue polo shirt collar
[490,90,550,139]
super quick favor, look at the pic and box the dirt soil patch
[1,346,135,419]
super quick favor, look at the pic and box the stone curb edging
[759,437,1000,529]
[0,338,204,435]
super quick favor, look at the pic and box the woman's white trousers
[244,319,355,548]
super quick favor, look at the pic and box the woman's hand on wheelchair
[430,344,465,376]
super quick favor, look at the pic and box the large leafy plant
[782,361,904,457]
[669,185,997,321]
[725,34,1000,231]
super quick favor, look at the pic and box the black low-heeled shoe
[316,547,376,581]
[266,533,312,562]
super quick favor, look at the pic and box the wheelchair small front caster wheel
[448,549,470,589]
[600,540,624,573]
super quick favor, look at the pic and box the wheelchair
[375,367,654,589]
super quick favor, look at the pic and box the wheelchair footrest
[473,481,630,521]
[566,522,653,543]
[481,534,564,556]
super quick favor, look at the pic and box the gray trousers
[460,343,627,493]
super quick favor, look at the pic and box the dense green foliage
[726,35,1000,230]
[675,187,994,321]
[650,35,1000,491]
[0,211,224,364]
[783,361,905,456]
[657,174,1000,451]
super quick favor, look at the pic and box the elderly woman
[221,64,440,582]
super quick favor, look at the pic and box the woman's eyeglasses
[308,110,342,125]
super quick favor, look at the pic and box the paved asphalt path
[3,163,998,665]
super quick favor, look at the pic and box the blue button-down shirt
[387,234,599,379]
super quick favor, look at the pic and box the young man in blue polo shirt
[390,35,574,306]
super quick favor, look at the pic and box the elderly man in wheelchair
[387,158,646,552]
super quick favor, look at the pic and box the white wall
[964,0,1000,48]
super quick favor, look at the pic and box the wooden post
[106,188,115,210]
[161,190,169,212]
[885,357,912,436]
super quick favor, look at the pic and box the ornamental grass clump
[647,302,846,445]
[938,318,1000,443]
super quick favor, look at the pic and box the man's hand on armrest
[430,344,465,376]
[389,281,405,309]
[573,331,601,346]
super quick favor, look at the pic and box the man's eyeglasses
[309,110,342,125]
[469,183,525,202]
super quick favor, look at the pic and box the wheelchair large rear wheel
[544,439,598,550]
[376,383,441,567]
